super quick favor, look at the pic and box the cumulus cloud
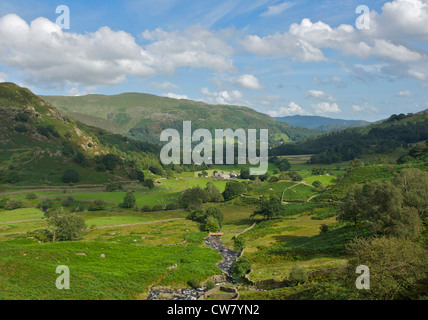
[201,87,245,105]
[261,2,294,17]
[163,92,189,100]
[396,90,414,97]
[142,25,235,75]
[305,90,336,102]
[352,103,379,113]
[243,0,428,81]
[236,74,263,90]
[312,102,341,114]
[0,15,235,87]
[268,102,309,117]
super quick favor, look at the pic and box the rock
[100,254,106,258]
[75,253,87,256]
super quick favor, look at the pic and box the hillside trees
[343,237,428,300]
[222,181,246,201]
[339,169,427,239]
[251,196,286,220]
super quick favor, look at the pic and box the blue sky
[0,0,427,121]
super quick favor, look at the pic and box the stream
[147,235,240,300]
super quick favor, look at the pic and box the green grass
[0,238,221,300]
[0,208,44,223]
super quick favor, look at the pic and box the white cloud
[396,90,414,97]
[201,87,245,105]
[261,2,294,17]
[236,74,263,90]
[243,0,428,81]
[312,102,341,114]
[305,90,336,102]
[241,33,326,62]
[163,92,189,100]
[0,15,235,87]
[352,103,379,113]
[0,72,7,82]
[268,102,309,117]
[142,24,235,75]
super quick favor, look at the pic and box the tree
[392,168,428,219]
[128,169,145,182]
[37,199,54,213]
[312,180,323,189]
[363,181,423,240]
[338,184,365,227]
[122,192,136,208]
[240,168,251,180]
[205,182,223,202]
[143,179,155,189]
[204,216,220,232]
[349,158,364,169]
[44,209,86,242]
[251,196,285,220]
[344,237,428,300]
[205,207,224,224]
[222,181,246,201]
[62,169,79,183]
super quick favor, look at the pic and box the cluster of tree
[272,117,428,164]
[222,181,247,201]
[239,168,270,181]
[188,207,224,232]
[251,196,286,220]
[0,197,24,210]
[269,156,291,172]
[180,182,224,209]
[95,154,123,172]
[338,168,428,239]
[398,141,428,164]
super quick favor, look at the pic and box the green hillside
[41,93,315,144]
[272,111,428,164]
[0,83,160,185]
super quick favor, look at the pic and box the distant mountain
[41,93,316,145]
[275,115,371,132]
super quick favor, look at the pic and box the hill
[272,110,428,164]
[275,115,370,132]
[41,93,315,144]
[0,83,160,185]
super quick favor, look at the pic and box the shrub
[143,179,155,189]
[204,216,220,232]
[121,192,136,209]
[88,200,106,211]
[62,197,74,207]
[205,280,215,290]
[320,224,329,234]
[5,199,24,210]
[37,199,54,212]
[312,180,323,188]
[289,265,308,285]
[188,278,200,289]
[26,193,37,200]
[233,236,246,251]
[141,205,151,212]
[230,257,252,278]
[152,204,164,212]
[165,203,179,211]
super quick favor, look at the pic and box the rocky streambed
[147,235,240,300]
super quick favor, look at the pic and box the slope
[41,93,315,144]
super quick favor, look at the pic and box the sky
[0,0,427,121]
